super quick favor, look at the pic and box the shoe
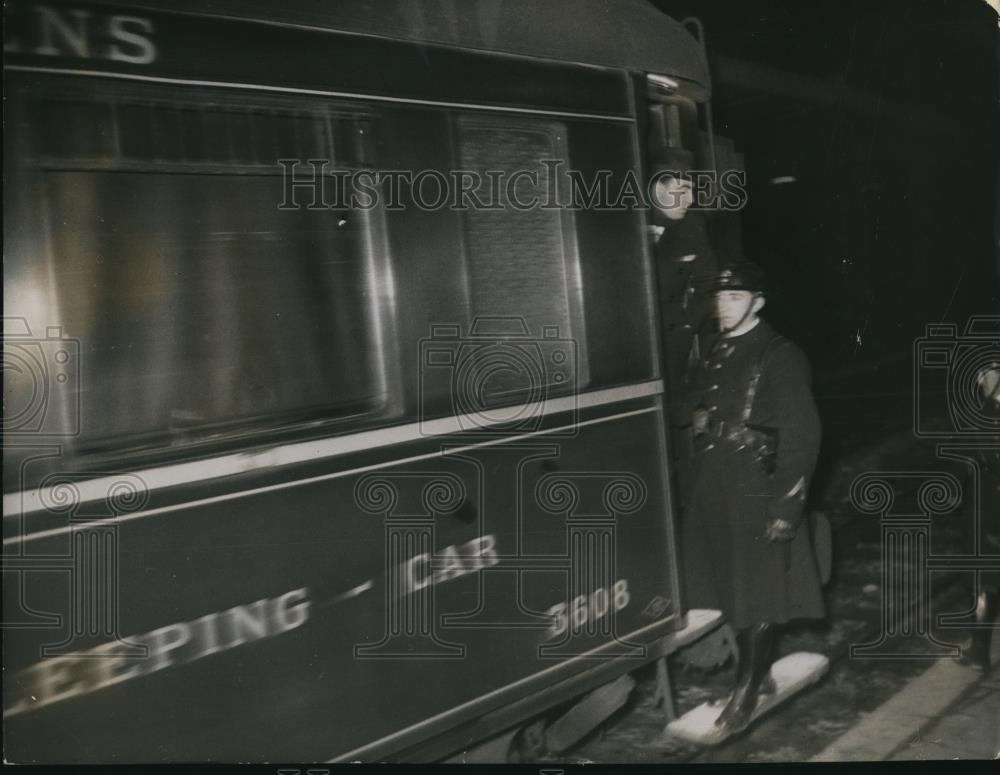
[715,623,775,735]
[956,588,997,674]
[715,626,750,729]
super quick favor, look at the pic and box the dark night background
[654,0,999,454]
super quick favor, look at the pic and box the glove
[765,518,796,543]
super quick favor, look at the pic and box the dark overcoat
[976,403,1000,590]
[654,213,716,501]
[679,319,826,628]
[655,212,717,427]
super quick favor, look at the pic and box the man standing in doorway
[680,261,826,735]
[650,148,717,499]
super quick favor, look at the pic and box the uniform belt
[697,420,746,444]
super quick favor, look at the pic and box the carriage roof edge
[69,0,710,99]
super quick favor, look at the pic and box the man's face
[978,367,1000,403]
[653,176,693,221]
[715,290,758,330]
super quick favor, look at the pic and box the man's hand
[765,518,796,543]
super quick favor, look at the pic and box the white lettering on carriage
[5,5,157,65]
[273,588,310,631]
[34,6,91,57]
[107,15,156,64]
[146,622,192,670]
[228,600,270,646]
[3,586,311,718]
[403,534,500,595]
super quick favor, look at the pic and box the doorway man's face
[653,176,693,221]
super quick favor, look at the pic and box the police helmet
[711,261,767,295]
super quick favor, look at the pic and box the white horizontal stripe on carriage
[3,380,663,525]
[4,406,661,546]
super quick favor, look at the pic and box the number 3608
[545,579,630,638]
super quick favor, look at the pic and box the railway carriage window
[14,82,388,452]
[455,117,590,395]
[28,94,366,170]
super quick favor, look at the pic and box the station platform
[811,637,999,761]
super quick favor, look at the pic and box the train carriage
[2,0,711,762]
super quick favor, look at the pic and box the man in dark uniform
[680,260,825,734]
[955,363,1000,672]
[649,149,717,498]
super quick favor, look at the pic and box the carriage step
[664,651,829,745]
